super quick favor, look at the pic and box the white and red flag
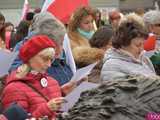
[41,0,55,12]
[41,0,89,72]
[42,0,88,24]
[21,0,30,20]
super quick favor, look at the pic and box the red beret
[19,35,56,63]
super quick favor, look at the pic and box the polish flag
[41,0,55,12]
[144,33,156,51]
[21,0,30,20]
[42,0,88,24]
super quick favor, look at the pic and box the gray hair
[143,10,160,27]
[30,11,66,46]
[30,12,54,32]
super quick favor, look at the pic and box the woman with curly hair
[67,6,104,68]
[101,13,156,81]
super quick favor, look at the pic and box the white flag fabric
[21,0,30,20]
[0,50,18,77]
[41,0,55,12]
[63,34,76,74]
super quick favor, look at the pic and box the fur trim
[121,12,145,27]
[72,46,104,68]
[68,31,90,49]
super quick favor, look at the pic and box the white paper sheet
[61,82,99,112]
[71,62,97,82]
[0,50,18,77]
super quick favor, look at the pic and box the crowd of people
[0,5,160,120]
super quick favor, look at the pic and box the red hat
[19,35,56,63]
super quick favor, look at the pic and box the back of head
[30,12,66,46]
[135,8,145,17]
[112,14,147,49]
[17,20,30,33]
[143,10,160,27]
[90,25,113,48]
[4,22,14,32]
[30,12,55,32]
[14,20,30,43]
[108,10,121,22]
[4,22,14,28]
[34,8,41,14]
[37,16,66,46]
[122,12,145,28]
[26,12,35,21]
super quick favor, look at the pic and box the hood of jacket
[72,46,104,68]
[104,48,144,64]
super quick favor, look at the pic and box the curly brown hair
[112,20,148,49]
[68,6,95,32]
[0,13,5,42]
[89,25,113,48]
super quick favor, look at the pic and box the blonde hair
[38,47,55,58]
[120,12,145,27]
[16,48,55,78]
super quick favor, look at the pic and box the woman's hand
[61,81,77,95]
[47,97,66,111]
[76,76,88,86]
[61,76,88,95]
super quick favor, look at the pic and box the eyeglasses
[37,54,55,63]
[41,56,55,62]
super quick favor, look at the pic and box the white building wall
[0,0,43,26]
[90,0,119,8]
[0,9,22,26]
[119,0,154,10]
[0,0,156,26]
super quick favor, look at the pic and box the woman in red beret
[1,35,72,119]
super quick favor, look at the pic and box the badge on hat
[40,78,48,87]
